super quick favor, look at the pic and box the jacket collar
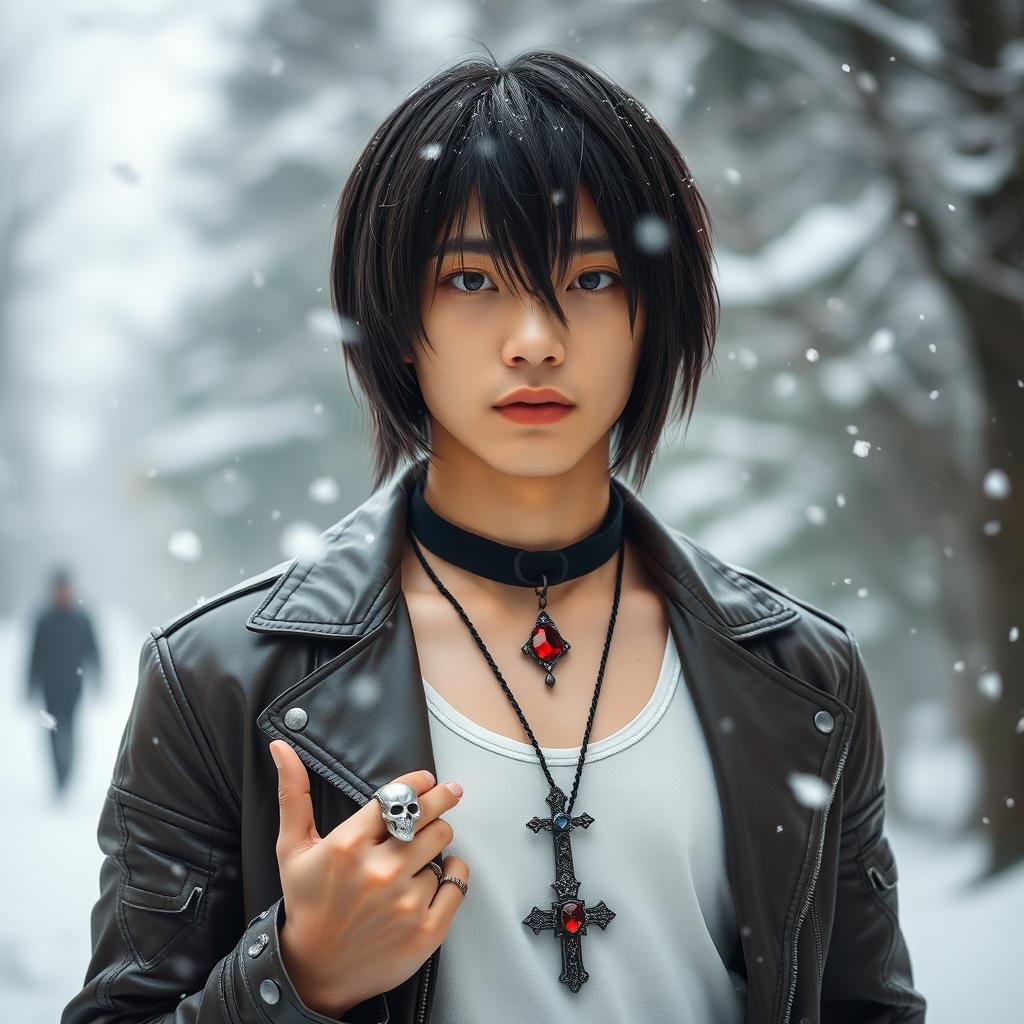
[245,458,801,642]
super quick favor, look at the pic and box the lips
[495,402,574,425]
[493,387,574,407]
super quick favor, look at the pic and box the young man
[63,48,926,1024]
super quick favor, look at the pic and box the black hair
[331,45,719,493]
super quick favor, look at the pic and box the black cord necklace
[406,479,624,992]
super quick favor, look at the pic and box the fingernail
[425,770,435,785]
[446,781,463,797]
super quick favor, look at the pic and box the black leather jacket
[62,459,927,1024]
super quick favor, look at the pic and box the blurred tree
[762,0,1024,878]
[137,0,424,605]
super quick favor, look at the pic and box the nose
[501,296,567,367]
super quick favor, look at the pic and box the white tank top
[421,630,747,1023]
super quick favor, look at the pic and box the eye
[569,269,619,295]
[446,269,496,294]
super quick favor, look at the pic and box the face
[405,185,645,478]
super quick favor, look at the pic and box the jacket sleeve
[61,631,390,1024]
[819,627,927,1023]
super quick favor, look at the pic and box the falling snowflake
[788,771,832,809]
[334,314,365,348]
[852,439,871,458]
[806,505,827,525]
[633,214,670,254]
[983,468,1011,500]
[350,674,384,710]
[773,372,796,397]
[168,529,202,562]
[280,522,327,560]
[309,477,340,504]
[977,671,1002,701]
[868,328,894,354]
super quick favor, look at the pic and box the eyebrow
[430,234,615,259]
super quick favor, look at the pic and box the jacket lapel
[247,460,852,1024]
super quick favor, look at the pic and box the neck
[419,444,612,552]
[403,436,619,608]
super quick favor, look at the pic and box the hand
[269,739,469,1018]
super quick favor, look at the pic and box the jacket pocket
[859,833,898,894]
[855,832,901,991]
[116,800,213,969]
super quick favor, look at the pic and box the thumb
[269,739,319,856]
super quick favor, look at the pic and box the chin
[472,443,591,480]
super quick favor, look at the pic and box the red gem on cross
[559,901,586,934]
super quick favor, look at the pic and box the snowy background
[3,0,1022,1020]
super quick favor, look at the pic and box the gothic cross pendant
[521,784,616,992]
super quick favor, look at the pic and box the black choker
[405,477,624,686]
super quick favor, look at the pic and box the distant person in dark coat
[25,566,101,796]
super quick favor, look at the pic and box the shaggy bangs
[331,46,719,492]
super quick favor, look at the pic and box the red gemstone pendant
[532,622,564,661]
[521,609,571,686]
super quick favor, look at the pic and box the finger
[410,858,445,903]
[269,740,319,856]
[371,777,464,847]
[326,769,438,845]
[426,855,470,930]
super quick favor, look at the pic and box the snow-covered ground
[2,611,1020,1022]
